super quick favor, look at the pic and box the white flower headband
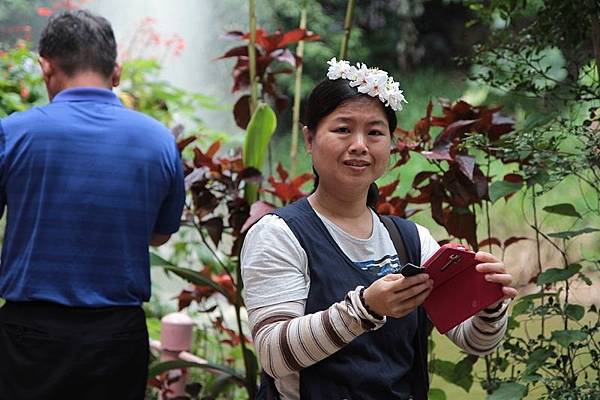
[326,57,407,112]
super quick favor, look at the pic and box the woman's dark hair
[304,78,397,209]
[39,10,117,78]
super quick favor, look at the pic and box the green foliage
[119,59,223,143]
[0,46,46,116]
[430,356,476,392]
[487,382,527,400]
[428,387,447,400]
[242,102,277,202]
[489,180,524,203]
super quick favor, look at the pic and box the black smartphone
[399,263,426,277]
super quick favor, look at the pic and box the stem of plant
[532,187,546,336]
[248,0,258,115]
[290,4,307,177]
[235,257,256,399]
[590,7,600,82]
[339,0,355,60]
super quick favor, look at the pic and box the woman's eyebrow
[368,120,388,127]
[330,117,387,126]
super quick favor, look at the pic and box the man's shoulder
[112,107,173,138]
[1,105,48,133]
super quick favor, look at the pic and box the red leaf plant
[262,163,313,205]
[381,99,518,250]
[217,28,320,128]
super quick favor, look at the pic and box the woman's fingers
[476,262,506,274]
[389,287,433,318]
[484,272,513,286]
[398,279,433,300]
[475,257,518,300]
[475,251,501,263]
[502,286,518,299]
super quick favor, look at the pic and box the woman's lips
[343,159,371,172]
[343,159,371,167]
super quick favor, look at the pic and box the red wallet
[422,244,504,334]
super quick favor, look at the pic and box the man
[0,10,185,400]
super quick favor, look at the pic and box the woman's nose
[348,133,368,155]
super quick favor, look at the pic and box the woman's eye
[335,127,350,133]
[369,130,384,136]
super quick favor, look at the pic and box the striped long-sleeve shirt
[242,213,510,399]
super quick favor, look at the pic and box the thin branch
[290,3,307,177]
[339,0,355,60]
[248,0,258,115]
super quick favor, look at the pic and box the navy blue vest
[270,198,429,400]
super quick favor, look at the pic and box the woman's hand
[475,251,518,308]
[363,273,433,318]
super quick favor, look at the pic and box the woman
[241,58,517,400]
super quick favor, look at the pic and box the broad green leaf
[551,329,588,347]
[548,228,600,240]
[148,360,245,384]
[564,304,585,321]
[429,359,455,382]
[243,102,277,203]
[512,298,533,316]
[160,265,229,298]
[453,356,475,392]
[428,388,447,400]
[537,264,581,285]
[542,203,581,218]
[507,316,520,330]
[521,113,557,131]
[579,272,593,286]
[525,348,553,375]
[487,382,527,400]
[149,252,176,267]
[489,181,523,203]
[429,358,474,392]
[529,170,549,187]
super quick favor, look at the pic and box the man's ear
[38,57,53,82]
[111,63,122,87]
[302,126,313,154]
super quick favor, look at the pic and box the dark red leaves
[243,28,320,54]
[177,136,196,153]
[233,95,251,129]
[385,99,516,248]
[504,236,528,248]
[214,317,249,346]
[176,271,237,310]
[263,163,313,205]
[479,237,502,249]
[202,217,224,247]
[218,28,320,128]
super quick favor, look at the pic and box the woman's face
[304,97,392,196]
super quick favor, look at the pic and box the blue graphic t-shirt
[315,208,402,277]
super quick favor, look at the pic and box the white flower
[357,70,388,98]
[327,57,351,80]
[326,58,407,111]
[348,63,369,87]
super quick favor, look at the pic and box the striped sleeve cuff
[347,286,387,331]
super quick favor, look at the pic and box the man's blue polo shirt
[0,87,185,307]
